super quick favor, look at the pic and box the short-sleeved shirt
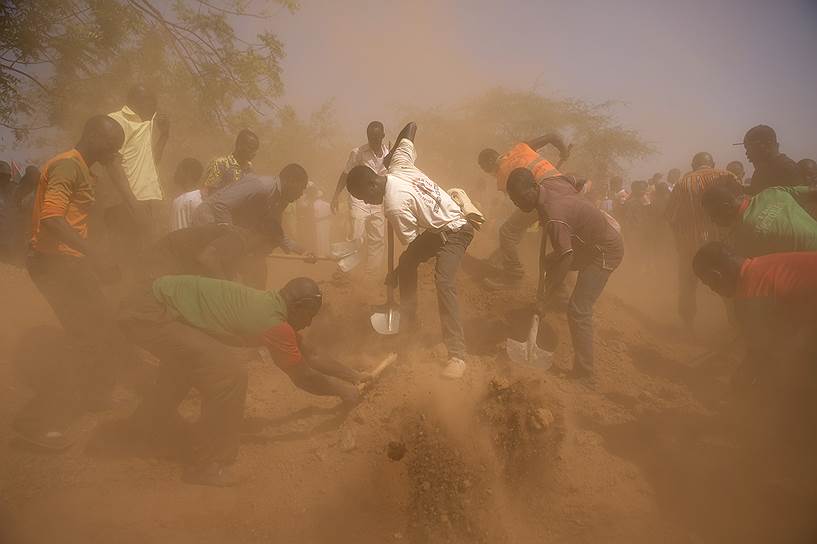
[140,224,252,280]
[735,252,817,326]
[108,106,163,201]
[495,143,561,192]
[203,154,252,192]
[384,139,467,245]
[730,186,817,257]
[195,175,295,251]
[344,142,388,217]
[169,189,203,232]
[30,149,95,257]
[746,153,804,196]
[537,192,624,271]
[152,275,304,368]
[665,167,740,255]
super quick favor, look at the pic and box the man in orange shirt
[693,242,817,390]
[478,133,572,287]
[14,115,127,450]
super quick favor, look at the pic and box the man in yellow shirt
[106,85,170,255]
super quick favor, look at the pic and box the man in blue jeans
[506,168,624,381]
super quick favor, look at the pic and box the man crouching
[118,275,366,487]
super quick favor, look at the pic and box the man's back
[732,186,817,256]
[665,167,740,254]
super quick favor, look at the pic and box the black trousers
[398,224,474,359]
[16,252,126,431]
[119,293,248,467]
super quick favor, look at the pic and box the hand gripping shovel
[506,314,553,369]
[370,224,400,335]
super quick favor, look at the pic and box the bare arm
[284,364,360,403]
[41,217,94,257]
[105,157,141,216]
[153,114,170,163]
[330,172,347,213]
[526,133,569,159]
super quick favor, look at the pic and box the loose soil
[1,236,815,543]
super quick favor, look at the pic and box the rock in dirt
[387,440,407,461]
[339,429,356,452]
[530,407,555,431]
[489,377,510,393]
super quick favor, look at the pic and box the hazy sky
[265,0,817,179]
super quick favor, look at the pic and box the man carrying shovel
[506,168,624,382]
[346,122,475,380]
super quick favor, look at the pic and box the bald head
[692,152,714,170]
[280,277,323,331]
[77,115,125,166]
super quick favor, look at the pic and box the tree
[0,0,297,142]
[402,88,654,197]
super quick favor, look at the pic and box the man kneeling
[119,275,365,487]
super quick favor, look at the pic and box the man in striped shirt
[665,152,741,331]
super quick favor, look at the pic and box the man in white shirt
[169,158,204,231]
[331,121,388,275]
[346,122,474,379]
[107,85,170,254]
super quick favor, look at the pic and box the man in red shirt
[478,133,572,288]
[692,242,817,389]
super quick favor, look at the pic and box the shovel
[506,314,553,369]
[357,352,398,392]
[268,243,361,273]
[370,224,400,335]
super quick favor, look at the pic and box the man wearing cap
[737,125,804,196]
[118,275,368,486]
[477,133,573,288]
[664,152,741,331]
[331,121,388,276]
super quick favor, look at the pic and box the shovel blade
[505,338,529,365]
[371,308,400,335]
[337,252,361,273]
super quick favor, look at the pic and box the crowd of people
[1,82,815,487]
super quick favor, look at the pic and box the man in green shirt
[702,179,817,256]
[119,275,366,487]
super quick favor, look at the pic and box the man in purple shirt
[507,168,624,382]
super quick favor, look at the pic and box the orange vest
[495,143,561,192]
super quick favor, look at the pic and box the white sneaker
[441,357,466,379]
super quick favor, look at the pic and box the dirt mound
[383,375,564,543]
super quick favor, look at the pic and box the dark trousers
[120,296,248,467]
[567,263,612,373]
[106,200,164,272]
[677,249,698,326]
[17,253,125,431]
[398,224,474,359]
[498,208,539,278]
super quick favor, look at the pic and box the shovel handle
[386,224,395,305]
[268,254,337,263]
[527,314,540,360]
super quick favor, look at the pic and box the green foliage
[0,0,297,142]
